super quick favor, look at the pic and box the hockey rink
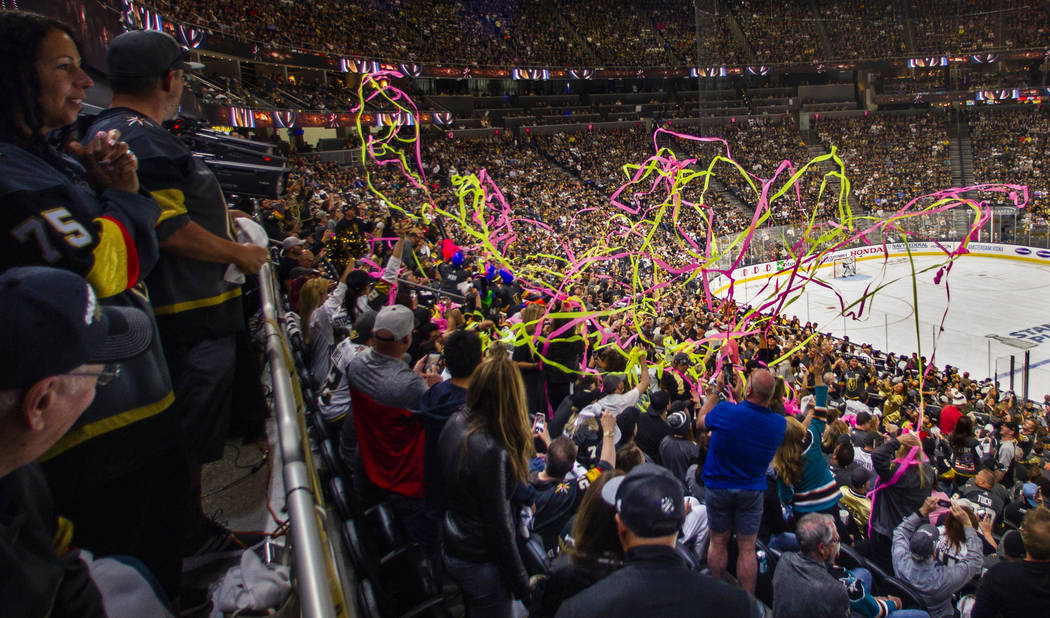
[724,253,1050,398]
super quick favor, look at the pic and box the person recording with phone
[695,365,785,594]
[891,496,982,617]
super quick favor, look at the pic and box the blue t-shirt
[703,400,787,491]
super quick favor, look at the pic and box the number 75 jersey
[0,142,161,297]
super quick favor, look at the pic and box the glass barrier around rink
[706,201,1040,274]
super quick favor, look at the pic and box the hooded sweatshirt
[891,513,982,617]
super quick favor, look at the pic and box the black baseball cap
[649,390,670,412]
[909,523,940,561]
[850,466,871,488]
[601,463,685,538]
[999,529,1026,560]
[0,267,152,389]
[107,30,204,80]
[601,374,624,395]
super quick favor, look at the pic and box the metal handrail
[258,262,338,618]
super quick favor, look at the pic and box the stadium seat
[320,438,349,482]
[329,476,352,520]
[754,539,778,608]
[343,520,447,617]
[342,519,379,582]
[674,541,701,571]
[880,575,929,611]
[357,579,382,618]
[362,502,401,555]
[836,543,867,572]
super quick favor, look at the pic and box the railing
[703,204,1050,400]
[258,262,342,618]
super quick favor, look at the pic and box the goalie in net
[833,256,857,278]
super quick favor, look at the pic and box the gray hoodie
[891,513,982,617]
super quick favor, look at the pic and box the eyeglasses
[67,363,122,386]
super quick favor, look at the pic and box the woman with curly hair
[774,413,843,526]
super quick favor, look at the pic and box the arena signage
[717,242,1050,293]
[1008,324,1050,344]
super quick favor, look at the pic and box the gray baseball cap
[107,30,204,79]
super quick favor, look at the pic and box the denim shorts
[705,487,765,535]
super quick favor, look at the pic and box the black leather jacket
[438,410,530,600]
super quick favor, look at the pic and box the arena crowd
[4,4,1050,618]
[150,0,1050,66]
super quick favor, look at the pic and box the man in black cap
[86,29,269,559]
[0,267,168,616]
[554,464,760,618]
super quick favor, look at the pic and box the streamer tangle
[346,70,1029,400]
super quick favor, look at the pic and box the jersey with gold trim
[0,141,177,492]
[87,109,244,344]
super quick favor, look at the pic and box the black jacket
[635,412,671,464]
[0,465,106,617]
[539,552,620,618]
[439,410,530,600]
[553,545,760,618]
[869,437,934,537]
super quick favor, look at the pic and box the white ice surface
[724,254,1050,398]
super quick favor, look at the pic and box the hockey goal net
[833,256,857,278]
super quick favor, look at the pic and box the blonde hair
[465,355,535,483]
[822,419,849,452]
[894,440,932,488]
[519,303,543,336]
[1022,506,1050,560]
[298,278,331,344]
[774,416,806,487]
[447,308,465,331]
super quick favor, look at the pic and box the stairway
[808,0,836,60]
[721,0,757,63]
[901,0,918,54]
[947,111,979,236]
[712,178,750,214]
[240,62,258,91]
[654,129,752,221]
[948,112,976,189]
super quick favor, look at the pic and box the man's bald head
[746,369,775,406]
[976,469,996,489]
